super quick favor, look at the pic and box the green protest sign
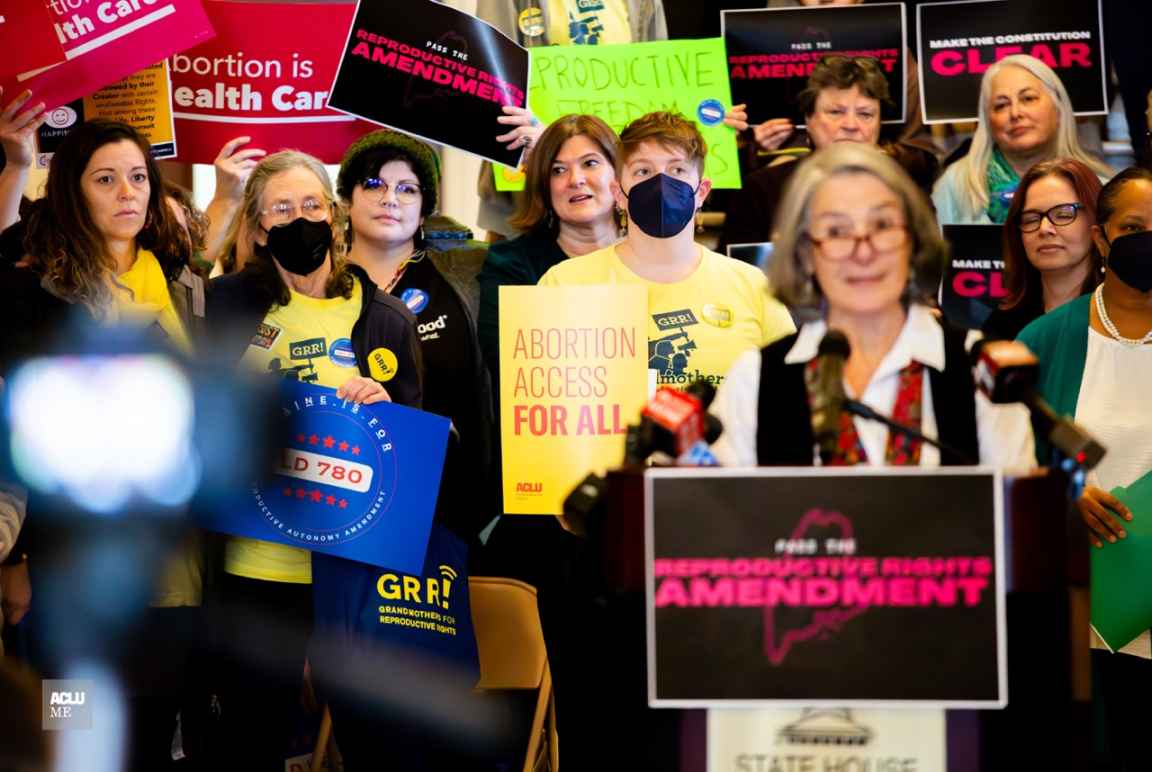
[494,37,741,192]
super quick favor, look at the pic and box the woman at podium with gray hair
[710,143,1034,470]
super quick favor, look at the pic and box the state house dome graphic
[778,709,874,746]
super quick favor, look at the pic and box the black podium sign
[646,468,1006,707]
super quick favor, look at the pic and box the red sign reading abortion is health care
[0,0,214,110]
[170,2,374,163]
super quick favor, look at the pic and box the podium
[574,467,1089,771]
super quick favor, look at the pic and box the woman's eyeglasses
[361,178,422,205]
[806,223,909,260]
[1018,202,1081,233]
[261,197,329,224]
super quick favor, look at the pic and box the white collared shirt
[711,305,1036,471]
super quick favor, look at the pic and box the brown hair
[797,56,891,118]
[1001,158,1103,311]
[509,114,619,234]
[618,111,707,174]
[24,120,187,311]
[165,182,209,268]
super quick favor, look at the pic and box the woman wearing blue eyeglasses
[313,130,493,769]
[982,158,1103,341]
[336,130,493,546]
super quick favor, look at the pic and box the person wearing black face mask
[540,111,795,389]
[1017,166,1152,771]
[204,150,422,770]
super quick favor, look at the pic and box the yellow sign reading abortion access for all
[499,285,648,515]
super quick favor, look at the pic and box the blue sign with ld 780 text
[201,379,450,574]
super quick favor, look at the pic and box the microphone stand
[842,398,977,465]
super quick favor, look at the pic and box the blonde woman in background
[932,54,1111,225]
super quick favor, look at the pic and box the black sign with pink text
[941,224,1007,331]
[916,0,1107,123]
[328,0,529,167]
[723,4,906,127]
[646,468,1005,707]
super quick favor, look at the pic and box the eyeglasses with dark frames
[1018,202,1082,233]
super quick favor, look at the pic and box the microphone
[563,380,724,534]
[814,329,976,463]
[970,339,1106,470]
[628,380,723,465]
[811,330,850,464]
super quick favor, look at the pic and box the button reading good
[518,7,545,36]
[368,347,398,382]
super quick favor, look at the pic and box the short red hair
[618,111,707,174]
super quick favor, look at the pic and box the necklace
[382,249,425,294]
[1094,285,1152,345]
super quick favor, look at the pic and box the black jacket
[755,323,980,466]
[206,263,423,409]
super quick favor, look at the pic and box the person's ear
[611,179,627,211]
[1092,224,1110,260]
[695,177,713,208]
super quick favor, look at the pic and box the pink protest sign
[170,1,374,163]
[1,0,215,110]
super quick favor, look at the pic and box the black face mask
[258,217,332,276]
[624,173,699,239]
[1106,230,1152,293]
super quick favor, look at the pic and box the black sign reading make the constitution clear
[646,468,1005,708]
[328,0,529,168]
[941,224,1007,331]
[917,0,1107,123]
[722,4,906,127]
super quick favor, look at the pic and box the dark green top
[1016,294,1091,463]
[476,229,568,390]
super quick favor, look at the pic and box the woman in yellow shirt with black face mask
[206,150,423,770]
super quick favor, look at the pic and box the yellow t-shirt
[110,248,192,354]
[539,244,795,388]
[546,0,631,45]
[225,278,364,584]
